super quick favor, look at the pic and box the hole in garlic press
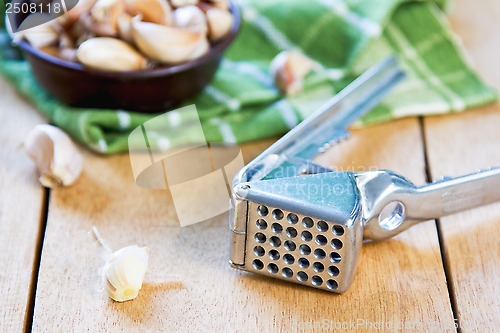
[331,239,343,250]
[287,213,298,224]
[311,275,323,286]
[272,209,284,220]
[378,201,405,231]
[257,205,268,217]
[282,267,293,278]
[267,263,279,274]
[254,246,265,257]
[298,258,309,269]
[253,259,264,270]
[286,227,297,238]
[313,262,324,273]
[317,221,328,232]
[299,244,311,255]
[332,225,344,236]
[269,249,280,261]
[284,240,296,251]
[255,233,266,243]
[256,219,267,230]
[269,236,281,247]
[328,266,339,277]
[297,271,308,282]
[283,254,295,265]
[271,223,283,233]
[326,279,338,290]
[302,217,314,228]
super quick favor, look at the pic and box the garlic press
[229,57,500,293]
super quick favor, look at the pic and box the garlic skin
[173,5,207,35]
[132,21,209,64]
[77,37,148,71]
[205,8,233,41]
[102,245,149,302]
[124,0,173,25]
[270,50,316,96]
[23,124,83,188]
[88,227,149,302]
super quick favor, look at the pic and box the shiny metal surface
[229,57,500,293]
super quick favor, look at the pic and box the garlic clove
[117,13,139,44]
[270,50,316,96]
[13,13,60,48]
[210,0,229,11]
[205,8,233,41]
[89,227,149,302]
[173,5,207,35]
[58,0,99,27]
[171,0,198,8]
[124,0,173,25]
[76,37,148,71]
[132,21,209,64]
[102,245,149,302]
[91,0,125,32]
[23,124,83,188]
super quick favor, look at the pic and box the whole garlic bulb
[23,124,83,188]
[89,227,149,302]
[76,37,148,71]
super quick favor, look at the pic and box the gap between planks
[23,188,50,333]
[418,116,461,333]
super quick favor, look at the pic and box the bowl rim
[16,1,241,79]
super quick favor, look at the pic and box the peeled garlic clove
[132,21,209,64]
[23,124,83,188]
[270,50,316,96]
[77,37,148,71]
[173,5,207,35]
[124,0,173,25]
[102,245,149,302]
[209,0,229,11]
[13,13,59,48]
[89,227,149,302]
[171,0,198,8]
[206,8,233,41]
[91,0,125,32]
[117,13,137,44]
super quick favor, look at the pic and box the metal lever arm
[356,168,500,241]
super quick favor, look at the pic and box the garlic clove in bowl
[173,5,208,35]
[76,37,148,71]
[124,0,173,25]
[131,21,209,64]
[206,8,233,41]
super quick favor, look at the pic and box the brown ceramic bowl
[14,2,240,112]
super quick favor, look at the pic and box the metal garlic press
[228,57,500,293]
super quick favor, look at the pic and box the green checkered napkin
[0,0,496,153]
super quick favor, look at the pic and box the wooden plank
[423,0,500,330]
[32,117,455,332]
[0,77,46,331]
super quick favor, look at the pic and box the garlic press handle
[355,167,500,241]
